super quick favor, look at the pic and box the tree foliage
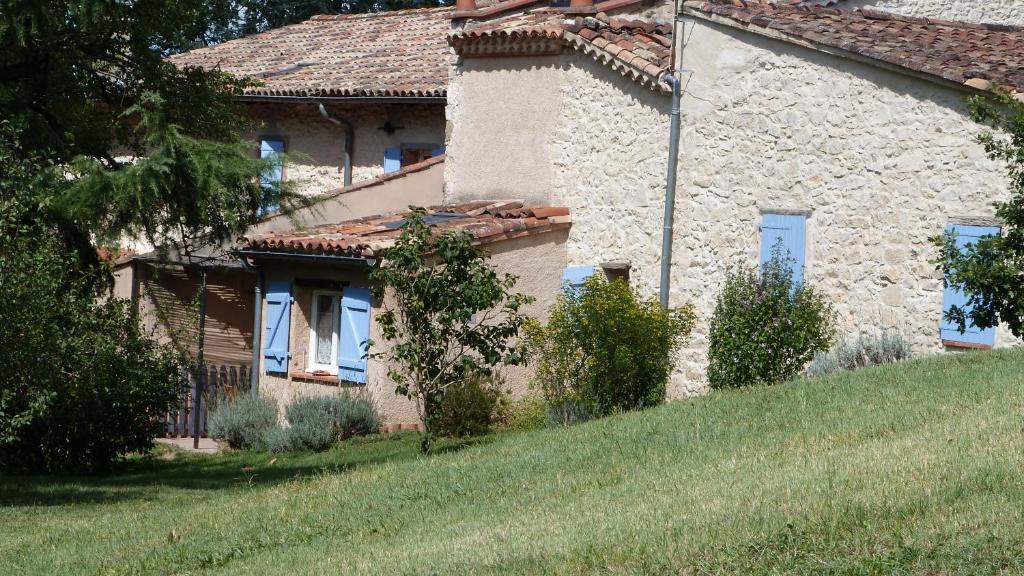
[1,0,295,274]
[0,127,185,473]
[524,276,696,418]
[933,89,1024,337]
[369,210,532,452]
[707,245,836,389]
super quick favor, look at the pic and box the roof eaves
[680,1,1022,100]
[563,29,671,92]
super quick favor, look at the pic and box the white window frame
[307,290,341,374]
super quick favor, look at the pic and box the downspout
[318,102,354,187]
[659,7,685,310]
[240,256,264,398]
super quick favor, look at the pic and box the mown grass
[3,349,1024,575]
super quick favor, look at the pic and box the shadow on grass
[0,432,493,508]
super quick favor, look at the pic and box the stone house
[114,7,453,371]
[168,6,453,195]
[444,0,1024,396]
[239,201,572,427]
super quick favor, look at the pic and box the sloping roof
[683,1,1024,97]
[456,0,652,19]
[242,201,572,258]
[168,7,453,98]
[449,11,674,91]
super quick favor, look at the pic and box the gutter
[318,102,354,187]
[237,249,378,268]
[237,95,446,105]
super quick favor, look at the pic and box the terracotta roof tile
[450,11,674,91]
[242,201,572,258]
[168,7,452,98]
[684,1,1024,96]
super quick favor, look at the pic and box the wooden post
[192,269,208,449]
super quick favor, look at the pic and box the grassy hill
[3,349,1024,575]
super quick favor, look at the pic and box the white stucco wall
[842,0,1024,26]
[247,102,446,196]
[446,20,1014,397]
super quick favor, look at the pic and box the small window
[940,224,999,348]
[384,144,444,174]
[259,138,285,213]
[760,213,806,285]
[308,290,340,373]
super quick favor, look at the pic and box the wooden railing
[162,364,251,438]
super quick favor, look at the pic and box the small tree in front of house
[369,210,533,452]
[932,89,1024,338]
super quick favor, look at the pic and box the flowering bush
[707,246,836,388]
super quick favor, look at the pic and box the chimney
[456,0,478,11]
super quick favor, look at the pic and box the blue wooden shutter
[383,146,402,174]
[562,265,595,295]
[431,145,446,157]
[940,224,999,346]
[338,287,372,384]
[259,139,285,213]
[760,213,807,285]
[263,279,292,374]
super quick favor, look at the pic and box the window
[259,138,285,213]
[384,144,445,174]
[308,290,341,373]
[760,213,807,285]
[940,224,999,348]
[305,287,373,383]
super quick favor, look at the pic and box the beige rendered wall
[245,101,446,196]
[842,0,1024,26]
[255,229,568,427]
[444,56,565,206]
[252,157,445,235]
[446,22,1014,397]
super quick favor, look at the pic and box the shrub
[707,245,836,389]
[525,275,696,418]
[499,395,548,432]
[430,372,506,438]
[545,399,593,428]
[807,329,912,377]
[269,392,380,454]
[207,394,278,450]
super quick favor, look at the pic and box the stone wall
[246,102,446,196]
[670,21,1013,394]
[446,18,1014,397]
[842,0,1024,26]
[256,230,568,426]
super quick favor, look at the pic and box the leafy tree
[524,276,696,420]
[0,1,297,471]
[1,0,295,275]
[707,245,836,389]
[369,210,532,452]
[0,126,184,473]
[933,89,1024,337]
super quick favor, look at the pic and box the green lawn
[3,349,1024,575]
